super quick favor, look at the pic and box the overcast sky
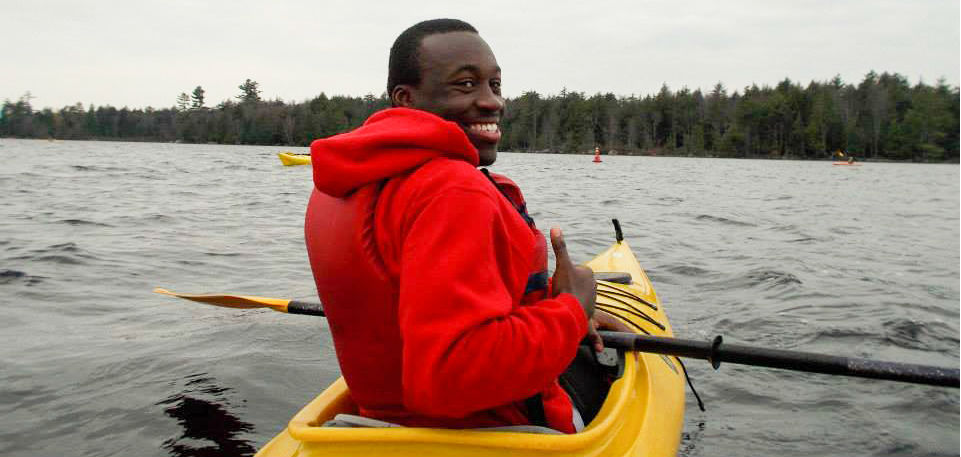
[3,0,958,110]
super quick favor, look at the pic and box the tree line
[2,72,958,162]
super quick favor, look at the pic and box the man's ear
[391,85,414,108]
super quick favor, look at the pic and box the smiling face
[391,31,504,166]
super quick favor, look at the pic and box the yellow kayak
[279,152,312,166]
[257,230,685,457]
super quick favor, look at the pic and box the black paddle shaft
[287,300,326,316]
[599,331,960,388]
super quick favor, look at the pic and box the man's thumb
[550,227,570,264]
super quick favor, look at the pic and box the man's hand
[550,227,596,320]
[585,309,634,352]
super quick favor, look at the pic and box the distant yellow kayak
[279,152,312,166]
[255,234,686,457]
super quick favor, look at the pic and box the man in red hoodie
[305,19,603,433]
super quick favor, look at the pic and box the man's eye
[491,80,502,92]
[458,80,475,88]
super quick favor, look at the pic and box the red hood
[310,108,479,197]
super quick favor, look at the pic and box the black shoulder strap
[480,168,535,226]
[523,394,548,427]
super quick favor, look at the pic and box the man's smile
[464,122,501,144]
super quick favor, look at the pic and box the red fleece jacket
[306,108,588,432]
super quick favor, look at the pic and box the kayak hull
[279,152,312,166]
[256,239,685,457]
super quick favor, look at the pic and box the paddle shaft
[286,299,325,316]
[599,331,959,388]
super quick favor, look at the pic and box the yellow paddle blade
[153,288,291,312]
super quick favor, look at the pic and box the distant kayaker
[304,18,624,435]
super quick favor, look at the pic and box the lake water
[1,138,958,456]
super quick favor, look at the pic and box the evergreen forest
[2,73,958,162]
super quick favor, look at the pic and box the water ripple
[59,218,114,227]
[694,214,756,227]
[882,319,960,352]
[0,269,46,286]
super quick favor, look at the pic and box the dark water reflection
[159,375,256,457]
[1,139,957,457]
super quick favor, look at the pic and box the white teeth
[469,123,498,132]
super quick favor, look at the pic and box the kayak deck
[256,239,685,457]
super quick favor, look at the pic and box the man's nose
[476,86,504,112]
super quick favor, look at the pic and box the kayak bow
[279,152,312,166]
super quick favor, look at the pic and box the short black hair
[387,19,478,99]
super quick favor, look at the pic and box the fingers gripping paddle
[152,288,325,316]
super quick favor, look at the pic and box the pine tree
[176,93,190,111]
[191,86,206,109]
[237,79,261,103]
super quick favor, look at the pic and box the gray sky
[3,0,958,110]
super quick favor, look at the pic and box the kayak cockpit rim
[285,354,643,451]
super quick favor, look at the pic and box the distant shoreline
[5,137,956,164]
[5,72,958,163]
